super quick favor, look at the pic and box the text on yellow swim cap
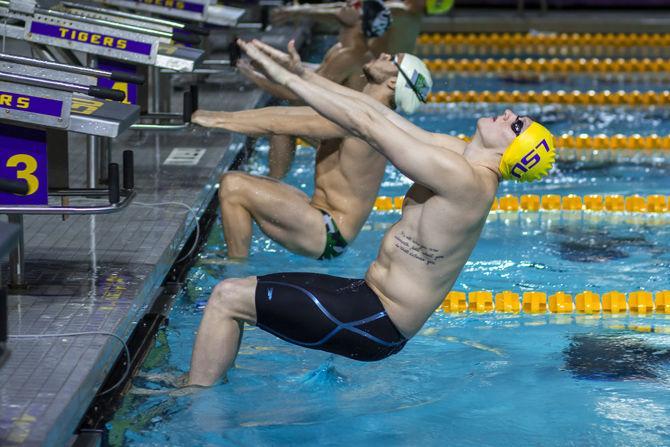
[499,122,556,182]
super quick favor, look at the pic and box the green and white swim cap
[426,0,454,15]
[393,54,433,114]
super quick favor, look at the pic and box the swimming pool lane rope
[299,134,670,152]
[425,57,670,75]
[416,32,670,57]
[439,290,670,320]
[375,194,670,214]
[426,89,670,106]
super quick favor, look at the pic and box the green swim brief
[318,210,348,260]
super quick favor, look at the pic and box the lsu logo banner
[30,22,152,56]
[0,91,63,117]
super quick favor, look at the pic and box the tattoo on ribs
[393,231,445,266]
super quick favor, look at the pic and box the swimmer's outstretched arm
[191,106,345,140]
[314,49,359,85]
[240,39,475,196]
[239,54,350,101]
[237,60,300,101]
[302,69,467,154]
[251,40,467,154]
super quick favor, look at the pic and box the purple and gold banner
[0,91,63,117]
[134,0,205,13]
[30,22,152,56]
[0,124,48,206]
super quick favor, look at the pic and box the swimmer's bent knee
[219,172,250,197]
[208,277,257,321]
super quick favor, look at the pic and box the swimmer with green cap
[255,0,393,179]
[188,41,556,386]
[425,0,454,15]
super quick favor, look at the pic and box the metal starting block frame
[95,0,245,27]
[0,54,140,288]
[0,221,19,367]
[0,0,205,71]
[1,0,203,115]
[1,0,204,191]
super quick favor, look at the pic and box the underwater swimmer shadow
[551,226,658,263]
[562,333,670,381]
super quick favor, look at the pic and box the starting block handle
[87,86,126,102]
[123,151,134,191]
[110,71,146,85]
[228,38,241,67]
[183,86,199,123]
[0,178,28,196]
[182,24,210,36]
[172,30,202,46]
[108,163,120,205]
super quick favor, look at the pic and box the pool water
[107,40,670,445]
[416,103,670,136]
[432,74,670,93]
[108,104,670,445]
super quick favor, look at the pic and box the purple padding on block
[96,58,139,105]
[0,124,48,206]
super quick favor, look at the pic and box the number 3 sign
[0,124,48,205]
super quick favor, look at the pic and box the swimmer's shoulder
[433,133,468,155]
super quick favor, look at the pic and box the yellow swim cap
[426,0,454,15]
[499,122,555,182]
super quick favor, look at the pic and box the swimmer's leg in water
[189,276,258,386]
[268,135,296,179]
[217,171,326,259]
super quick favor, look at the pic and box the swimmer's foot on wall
[131,372,214,396]
[197,257,247,266]
[137,371,188,388]
[129,384,207,397]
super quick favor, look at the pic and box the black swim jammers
[255,272,407,361]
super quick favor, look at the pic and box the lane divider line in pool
[416,32,670,57]
[375,194,670,214]
[424,57,670,75]
[299,134,670,151]
[440,290,670,317]
[426,89,670,106]
[552,133,670,151]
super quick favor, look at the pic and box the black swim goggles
[511,115,530,136]
[392,55,427,104]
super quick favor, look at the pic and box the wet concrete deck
[0,26,305,447]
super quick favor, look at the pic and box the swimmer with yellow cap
[188,40,557,387]
[475,110,555,182]
[499,117,555,182]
